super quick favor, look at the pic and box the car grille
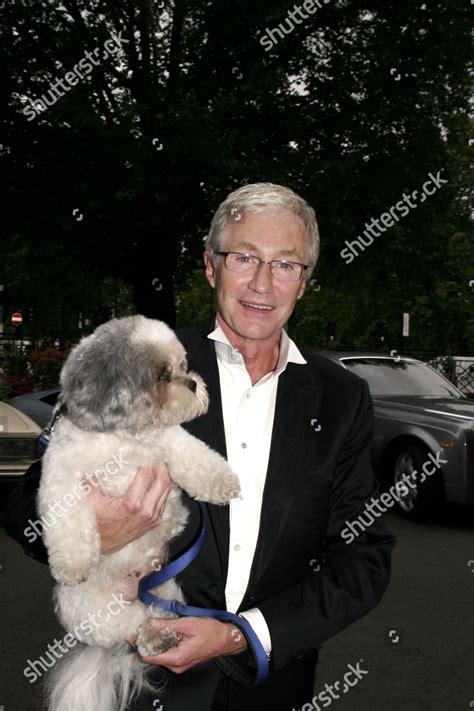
[0,438,38,460]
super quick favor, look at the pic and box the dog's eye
[158,366,171,382]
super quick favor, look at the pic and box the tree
[0,0,472,350]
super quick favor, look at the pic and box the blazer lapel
[243,363,325,597]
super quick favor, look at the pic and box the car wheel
[391,442,445,520]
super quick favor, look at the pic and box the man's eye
[237,254,255,264]
[275,261,294,270]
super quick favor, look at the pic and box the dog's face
[59,315,209,433]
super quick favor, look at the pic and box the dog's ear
[59,321,159,432]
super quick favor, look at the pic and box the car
[0,401,41,485]
[318,351,474,520]
[8,388,60,429]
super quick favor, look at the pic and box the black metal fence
[425,356,474,397]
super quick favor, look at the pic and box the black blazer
[4,320,396,711]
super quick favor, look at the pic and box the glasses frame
[217,251,310,282]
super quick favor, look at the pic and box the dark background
[0,0,472,352]
[0,2,473,710]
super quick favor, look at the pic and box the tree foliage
[0,0,472,352]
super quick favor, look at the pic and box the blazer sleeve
[257,379,396,671]
[3,458,49,564]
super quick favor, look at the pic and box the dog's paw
[206,469,241,505]
[136,624,182,657]
[50,562,89,586]
[48,549,96,585]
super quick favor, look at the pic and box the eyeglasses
[217,251,310,282]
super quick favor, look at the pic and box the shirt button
[234,544,241,551]
[246,392,251,398]
[241,442,247,449]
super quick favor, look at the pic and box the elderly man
[5,183,395,711]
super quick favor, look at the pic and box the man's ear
[204,251,216,289]
[296,278,307,300]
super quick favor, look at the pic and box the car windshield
[340,358,464,398]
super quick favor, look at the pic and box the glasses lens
[225,253,259,272]
[271,261,302,281]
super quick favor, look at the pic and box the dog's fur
[38,315,240,711]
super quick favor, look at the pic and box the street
[0,507,473,711]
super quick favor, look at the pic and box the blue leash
[138,502,269,687]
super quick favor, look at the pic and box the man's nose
[187,379,197,393]
[247,262,274,293]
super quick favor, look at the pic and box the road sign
[403,312,410,337]
[11,311,23,327]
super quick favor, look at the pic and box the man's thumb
[147,617,175,629]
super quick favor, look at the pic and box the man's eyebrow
[232,241,303,259]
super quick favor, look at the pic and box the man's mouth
[239,300,275,311]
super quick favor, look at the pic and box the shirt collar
[207,318,307,377]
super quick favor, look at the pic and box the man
[4,182,396,711]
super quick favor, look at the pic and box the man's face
[204,210,310,342]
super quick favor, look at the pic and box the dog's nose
[187,379,197,393]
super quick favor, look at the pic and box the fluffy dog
[38,315,240,711]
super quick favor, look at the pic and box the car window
[340,358,464,398]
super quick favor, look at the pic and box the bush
[0,345,67,399]
[0,346,31,399]
[28,347,67,391]
[0,378,10,400]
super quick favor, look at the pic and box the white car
[0,401,41,481]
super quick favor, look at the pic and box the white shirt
[207,322,307,655]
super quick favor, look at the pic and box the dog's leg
[38,485,100,585]
[159,427,240,504]
[55,580,162,648]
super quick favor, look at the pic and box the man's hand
[131,617,248,674]
[86,462,171,554]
